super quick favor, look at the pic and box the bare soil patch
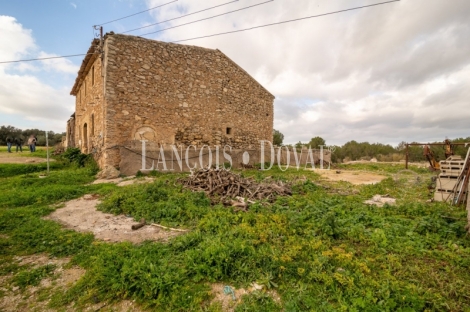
[45,196,185,244]
[0,254,82,312]
[82,300,143,312]
[316,169,386,185]
[14,254,70,268]
[363,194,397,207]
[0,154,52,164]
[210,283,280,312]
[92,176,155,187]
[344,160,427,168]
[0,254,143,311]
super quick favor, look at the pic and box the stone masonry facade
[70,38,106,167]
[69,34,274,170]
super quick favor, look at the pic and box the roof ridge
[70,34,274,99]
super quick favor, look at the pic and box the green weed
[98,181,211,227]
[235,291,281,312]
[0,162,65,178]
[0,162,469,311]
[0,146,51,158]
[12,264,56,289]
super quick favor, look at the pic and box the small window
[226,127,232,135]
[92,66,95,86]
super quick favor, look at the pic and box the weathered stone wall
[73,55,106,167]
[102,34,274,169]
[65,116,75,148]
[119,143,331,175]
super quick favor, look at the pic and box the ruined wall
[73,55,106,167]
[119,144,332,175]
[65,116,75,148]
[102,34,274,169]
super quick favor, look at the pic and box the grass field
[0,146,51,158]
[0,149,469,311]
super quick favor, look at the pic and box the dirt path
[343,160,428,168]
[92,176,155,187]
[45,195,186,244]
[315,169,386,185]
[0,152,52,164]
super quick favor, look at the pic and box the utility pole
[92,25,104,53]
[46,131,50,175]
[405,144,409,169]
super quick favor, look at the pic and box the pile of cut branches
[177,169,292,208]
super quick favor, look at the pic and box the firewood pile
[178,169,292,208]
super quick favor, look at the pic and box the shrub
[61,148,91,168]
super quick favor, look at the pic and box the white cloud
[3,0,470,142]
[0,16,75,132]
[141,0,470,145]
[0,15,37,68]
[0,73,73,120]
[70,2,77,9]
[38,52,79,74]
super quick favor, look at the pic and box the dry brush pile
[177,169,292,209]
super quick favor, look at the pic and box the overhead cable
[95,0,177,26]
[132,0,274,36]
[169,0,400,43]
[0,53,94,64]
[0,1,399,64]
[122,0,239,34]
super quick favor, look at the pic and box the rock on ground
[96,165,120,179]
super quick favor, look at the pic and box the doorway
[83,123,88,153]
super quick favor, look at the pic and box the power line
[170,0,400,43]
[95,0,177,26]
[122,0,239,34]
[137,0,274,37]
[0,53,95,64]
[0,0,399,64]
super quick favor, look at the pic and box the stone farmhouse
[66,33,275,172]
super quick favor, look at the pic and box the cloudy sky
[1,0,469,145]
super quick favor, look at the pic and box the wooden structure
[434,155,467,202]
[404,142,470,169]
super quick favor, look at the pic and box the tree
[396,141,407,151]
[308,136,326,148]
[0,125,65,146]
[273,129,284,146]
[0,125,22,145]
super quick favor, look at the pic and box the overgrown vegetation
[61,147,97,169]
[0,149,469,311]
